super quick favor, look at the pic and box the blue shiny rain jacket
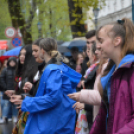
[21,63,82,134]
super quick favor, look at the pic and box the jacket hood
[101,54,134,90]
[7,57,17,68]
[44,59,82,86]
[61,63,82,86]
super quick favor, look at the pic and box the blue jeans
[0,92,18,118]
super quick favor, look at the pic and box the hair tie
[117,20,125,25]
[50,50,58,58]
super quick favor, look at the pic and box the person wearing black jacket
[82,30,96,76]
[81,46,89,76]
[0,57,18,123]
[69,47,79,70]
[22,38,45,97]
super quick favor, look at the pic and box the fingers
[72,103,77,108]
[68,94,74,99]
[73,102,79,108]
[68,94,77,101]
[10,95,22,103]
[10,95,16,100]
[67,94,73,97]
[25,83,32,89]
[73,102,84,110]
[23,86,28,90]
[76,109,79,114]
[10,98,16,103]
[16,105,21,109]
[68,93,81,102]
[5,90,15,96]
[10,98,22,107]
[5,92,11,97]
[23,85,31,93]
[81,81,85,89]
[12,100,19,104]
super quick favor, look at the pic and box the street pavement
[0,122,14,134]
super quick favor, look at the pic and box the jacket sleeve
[80,90,101,105]
[114,70,134,134]
[0,68,7,91]
[84,66,98,84]
[21,70,63,113]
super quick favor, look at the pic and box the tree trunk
[7,0,33,45]
[49,9,57,39]
[67,0,87,38]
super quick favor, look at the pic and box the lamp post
[37,22,42,38]
[93,8,100,29]
[132,0,134,23]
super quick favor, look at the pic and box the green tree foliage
[0,0,12,39]
[67,0,105,38]
[0,0,105,44]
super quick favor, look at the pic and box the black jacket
[81,57,89,76]
[0,57,17,99]
[83,65,99,128]
[84,65,99,89]
[29,61,45,97]
[69,58,76,70]
[0,67,16,99]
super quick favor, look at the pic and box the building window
[121,0,124,8]
[114,1,117,11]
[108,3,110,10]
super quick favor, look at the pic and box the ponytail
[121,18,134,57]
[51,51,69,64]
[50,50,58,58]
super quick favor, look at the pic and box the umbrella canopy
[3,46,22,56]
[64,52,71,57]
[0,56,10,64]
[61,41,71,47]
[57,40,64,45]
[68,40,86,51]
[57,46,70,53]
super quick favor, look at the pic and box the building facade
[98,0,132,27]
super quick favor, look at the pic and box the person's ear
[113,37,122,47]
[41,48,45,55]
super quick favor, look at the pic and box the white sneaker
[8,118,12,122]
[13,117,17,123]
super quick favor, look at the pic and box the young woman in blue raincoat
[11,38,82,134]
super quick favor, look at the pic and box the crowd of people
[0,17,134,134]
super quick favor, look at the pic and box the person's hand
[10,95,23,109]
[73,102,84,112]
[76,108,80,114]
[81,80,85,89]
[5,90,15,97]
[68,92,81,102]
[23,82,33,93]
